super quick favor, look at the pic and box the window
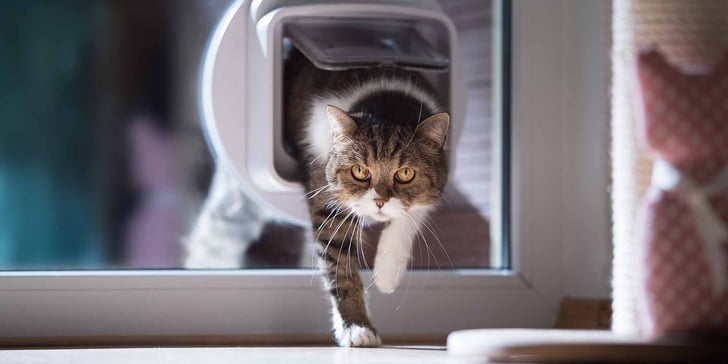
[0,0,609,340]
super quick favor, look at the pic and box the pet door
[285,18,450,72]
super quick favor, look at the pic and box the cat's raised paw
[335,325,381,347]
[373,263,402,294]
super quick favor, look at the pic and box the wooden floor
[0,346,480,364]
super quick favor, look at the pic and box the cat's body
[285,49,450,347]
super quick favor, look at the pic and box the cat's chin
[362,212,392,223]
[371,213,392,222]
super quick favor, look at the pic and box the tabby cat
[285,49,451,347]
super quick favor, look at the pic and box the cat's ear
[414,112,450,149]
[326,105,357,137]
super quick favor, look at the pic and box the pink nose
[374,199,385,208]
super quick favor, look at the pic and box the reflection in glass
[0,0,498,271]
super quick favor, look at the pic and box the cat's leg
[315,214,381,347]
[373,209,427,294]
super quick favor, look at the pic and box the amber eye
[394,167,415,183]
[351,164,371,182]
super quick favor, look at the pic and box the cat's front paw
[373,261,403,294]
[335,324,381,347]
[374,217,417,294]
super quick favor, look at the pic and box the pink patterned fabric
[636,50,728,337]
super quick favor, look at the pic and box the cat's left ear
[327,105,357,137]
[414,112,450,150]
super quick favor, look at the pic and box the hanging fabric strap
[652,159,728,295]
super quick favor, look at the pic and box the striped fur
[285,48,449,347]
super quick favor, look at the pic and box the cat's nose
[373,199,385,209]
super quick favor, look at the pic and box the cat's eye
[351,164,371,182]
[394,167,415,183]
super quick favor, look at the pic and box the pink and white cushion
[636,49,728,337]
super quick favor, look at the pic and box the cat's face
[325,106,449,222]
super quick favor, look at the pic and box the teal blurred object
[0,1,102,269]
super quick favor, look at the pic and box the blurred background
[0,0,497,270]
[0,0,233,269]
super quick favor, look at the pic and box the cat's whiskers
[409,211,453,270]
[365,269,381,290]
[403,211,439,272]
[353,216,363,273]
[409,212,454,291]
[367,240,393,290]
[315,202,346,267]
[317,199,346,229]
[354,215,371,276]
[331,210,356,296]
[421,215,452,268]
[303,183,332,200]
[395,216,418,311]
[334,238,346,297]
[414,220,424,269]
[359,218,370,267]
[404,213,428,268]
[291,54,450,346]
[316,202,340,236]
[327,209,355,262]
[438,193,455,214]
[366,232,403,290]
[312,203,335,272]
[310,201,345,284]
[340,213,358,278]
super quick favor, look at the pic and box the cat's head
[324,105,449,222]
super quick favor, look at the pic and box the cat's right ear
[326,105,357,137]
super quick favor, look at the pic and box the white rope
[651,159,728,295]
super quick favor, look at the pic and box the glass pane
[0,0,504,271]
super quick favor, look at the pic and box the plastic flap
[285,19,450,72]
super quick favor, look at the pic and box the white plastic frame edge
[0,0,606,339]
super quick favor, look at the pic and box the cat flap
[285,18,449,72]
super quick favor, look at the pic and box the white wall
[560,0,612,299]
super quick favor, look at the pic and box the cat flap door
[201,0,464,225]
[285,18,450,72]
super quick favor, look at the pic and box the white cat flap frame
[201,0,466,225]
[0,0,611,341]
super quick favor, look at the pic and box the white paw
[373,216,418,294]
[335,325,381,347]
[373,262,402,294]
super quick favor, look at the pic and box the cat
[285,48,450,347]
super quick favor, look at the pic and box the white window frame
[0,0,610,340]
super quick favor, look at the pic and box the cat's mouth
[348,199,397,223]
[352,206,392,222]
[370,212,391,222]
